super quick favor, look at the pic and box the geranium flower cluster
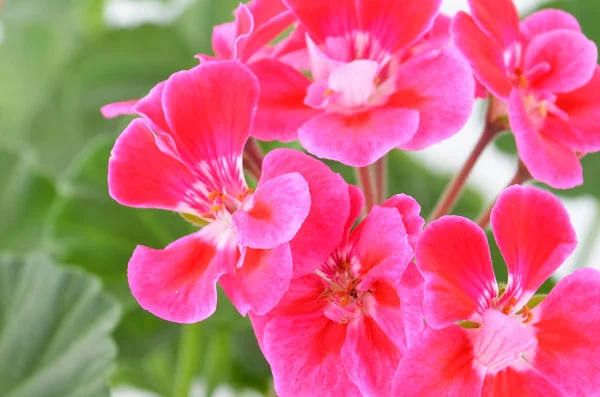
[104,0,600,395]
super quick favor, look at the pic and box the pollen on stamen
[539,101,548,117]
[502,297,518,315]
[323,88,335,98]
[210,205,224,213]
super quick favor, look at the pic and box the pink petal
[234,172,311,249]
[263,311,362,396]
[260,149,352,277]
[524,30,597,93]
[391,47,475,150]
[367,281,407,351]
[468,0,521,49]
[327,60,380,109]
[128,222,237,323]
[108,119,201,213]
[393,326,485,396]
[357,0,442,55]
[521,9,581,43]
[162,61,258,186]
[342,316,402,396]
[381,194,424,252]
[306,35,346,81]
[344,184,365,237]
[491,185,577,309]
[482,362,567,397]
[451,12,512,99]
[219,243,293,316]
[508,89,583,189]
[283,0,359,45]
[212,21,236,59]
[397,263,426,348]
[238,10,296,63]
[354,206,414,288]
[530,268,600,396]
[546,67,600,152]
[299,108,419,167]
[416,216,497,328]
[247,0,289,25]
[133,81,171,135]
[472,310,537,374]
[247,59,316,142]
[100,99,139,119]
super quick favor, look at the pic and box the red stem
[356,166,376,214]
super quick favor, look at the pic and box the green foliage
[0,255,120,397]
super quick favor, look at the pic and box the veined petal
[133,81,171,135]
[234,173,311,249]
[356,0,441,55]
[306,34,346,81]
[100,99,139,119]
[162,61,259,193]
[547,67,600,152]
[342,316,402,397]
[299,108,419,167]
[530,268,600,396]
[247,59,316,142]
[482,361,567,397]
[451,12,512,99]
[416,216,497,328]
[219,243,293,316]
[521,9,581,43]
[355,206,413,288]
[468,0,521,49]
[327,60,380,109]
[491,185,577,309]
[263,312,361,396]
[381,194,424,252]
[393,326,485,396]
[472,310,537,374]
[524,30,597,94]
[108,119,204,213]
[398,263,426,348]
[391,47,475,150]
[127,221,237,323]
[238,10,296,63]
[508,89,583,189]
[260,149,351,277]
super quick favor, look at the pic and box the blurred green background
[0,0,598,396]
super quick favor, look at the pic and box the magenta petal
[482,363,567,397]
[328,60,380,109]
[508,90,583,189]
[162,61,259,171]
[108,119,198,213]
[100,99,139,119]
[344,184,365,237]
[397,263,425,348]
[239,10,296,62]
[524,30,597,93]
[392,47,475,150]
[263,312,362,396]
[521,9,581,42]
[416,216,497,328]
[472,310,537,374]
[234,173,311,249]
[260,149,351,277]
[306,35,346,81]
[133,81,171,135]
[219,244,293,316]
[530,268,600,396]
[212,21,236,59]
[491,185,577,308]
[342,317,402,397]
[451,12,512,99]
[381,194,424,252]
[357,0,441,54]
[468,0,520,49]
[547,67,600,152]
[247,59,316,142]
[393,326,485,396]
[128,222,236,323]
[299,108,419,167]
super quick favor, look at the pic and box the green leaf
[0,148,57,252]
[0,255,120,397]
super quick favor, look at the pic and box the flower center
[197,188,254,223]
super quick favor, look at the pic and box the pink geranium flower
[394,185,600,396]
[108,61,352,323]
[251,193,426,396]
[452,0,600,188]
[248,0,475,167]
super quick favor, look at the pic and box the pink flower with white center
[250,193,426,396]
[108,61,352,323]
[394,185,600,396]
[452,0,600,188]
[247,0,475,167]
